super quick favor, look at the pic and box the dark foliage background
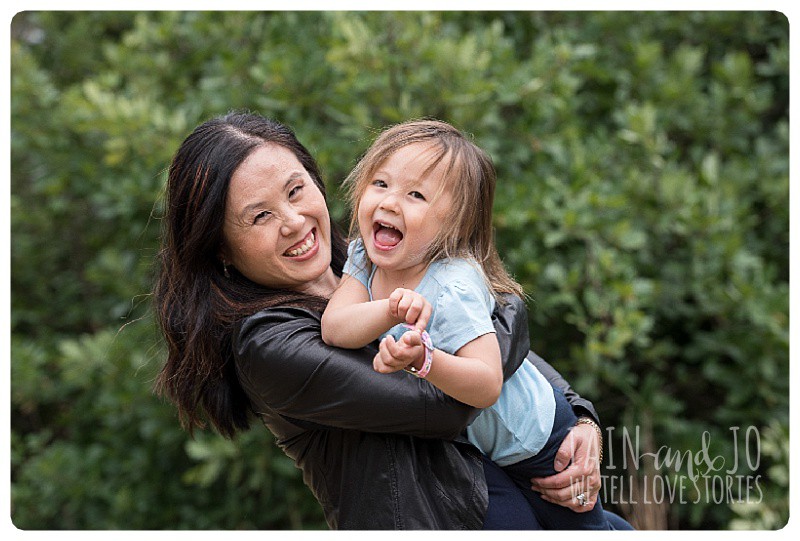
[10,11,788,530]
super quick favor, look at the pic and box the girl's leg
[482,455,542,530]
[604,510,635,530]
[511,476,611,530]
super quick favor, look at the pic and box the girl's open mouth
[373,221,403,250]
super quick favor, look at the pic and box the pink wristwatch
[400,325,434,379]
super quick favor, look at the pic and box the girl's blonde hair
[344,119,523,301]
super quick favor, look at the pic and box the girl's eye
[371,179,387,188]
[409,191,426,201]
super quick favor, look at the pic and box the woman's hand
[373,330,425,374]
[529,422,602,512]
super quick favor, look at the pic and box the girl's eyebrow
[237,171,304,220]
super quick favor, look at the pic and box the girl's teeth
[287,232,315,256]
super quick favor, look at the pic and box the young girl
[321,120,610,529]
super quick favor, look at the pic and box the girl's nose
[279,206,305,236]
[379,192,400,213]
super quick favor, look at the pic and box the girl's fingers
[387,332,424,369]
[388,290,401,318]
[404,297,423,324]
[415,302,432,331]
[389,289,431,331]
[373,352,390,373]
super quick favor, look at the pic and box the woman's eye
[288,183,304,199]
[371,179,387,188]
[409,191,426,201]
[254,210,271,224]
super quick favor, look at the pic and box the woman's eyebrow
[285,171,305,185]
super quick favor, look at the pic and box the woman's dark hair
[153,112,347,438]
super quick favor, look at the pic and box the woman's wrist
[575,416,603,464]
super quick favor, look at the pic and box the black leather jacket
[234,295,598,529]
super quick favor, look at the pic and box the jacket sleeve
[526,351,601,425]
[234,295,530,440]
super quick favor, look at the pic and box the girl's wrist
[405,348,426,372]
[402,327,434,378]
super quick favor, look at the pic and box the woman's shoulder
[236,305,323,360]
[234,305,328,407]
[239,304,322,327]
[237,305,322,346]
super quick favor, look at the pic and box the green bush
[11,11,788,529]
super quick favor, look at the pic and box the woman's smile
[284,228,318,258]
[221,144,337,296]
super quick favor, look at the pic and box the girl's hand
[373,331,425,374]
[529,422,602,512]
[388,288,432,331]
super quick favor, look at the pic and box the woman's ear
[218,244,232,277]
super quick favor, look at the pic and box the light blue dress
[343,240,556,467]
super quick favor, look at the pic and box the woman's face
[221,144,337,297]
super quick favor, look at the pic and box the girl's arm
[320,273,396,348]
[375,330,504,409]
[322,278,433,349]
[428,333,504,408]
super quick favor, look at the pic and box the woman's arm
[237,305,469,439]
[235,295,531,440]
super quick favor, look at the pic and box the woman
[154,112,623,529]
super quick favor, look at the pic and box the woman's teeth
[286,231,315,256]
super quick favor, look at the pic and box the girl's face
[357,142,453,280]
[221,144,338,297]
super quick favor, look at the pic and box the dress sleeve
[427,270,496,355]
[341,238,371,289]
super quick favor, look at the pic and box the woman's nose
[279,206,305,236]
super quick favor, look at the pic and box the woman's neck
[297,268,341,299]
